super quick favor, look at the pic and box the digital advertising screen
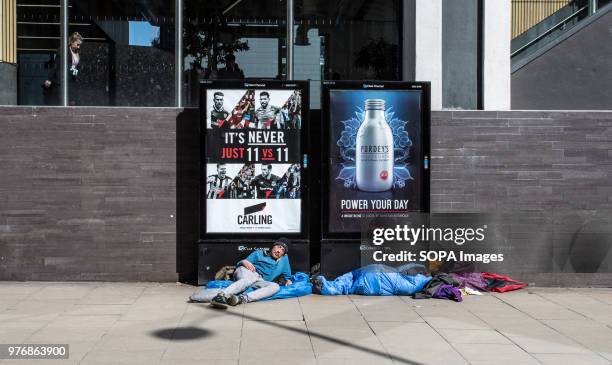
[201,81,308,235]
[323,81,430,236]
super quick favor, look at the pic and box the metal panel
[1,0,17,64]
[60,0,67,106]
[512,0,571,38]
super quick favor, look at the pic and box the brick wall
[0,107,180,281]
[431,110,612,212]
[1,107,611,284]
[431,110,612,286]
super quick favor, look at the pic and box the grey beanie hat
[272,237,290,253]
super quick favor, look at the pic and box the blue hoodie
[238,249,291,282]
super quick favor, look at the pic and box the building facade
[0,0,513,110]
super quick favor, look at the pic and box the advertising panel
[323,82,430,236]
[201,81,308,235]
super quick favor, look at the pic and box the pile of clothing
[413,272,527,302]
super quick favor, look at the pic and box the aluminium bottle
[355,99,394,192]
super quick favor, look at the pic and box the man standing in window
[43,32,83,106]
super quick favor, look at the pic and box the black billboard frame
[199,80,311,241]
[320,80,431,240]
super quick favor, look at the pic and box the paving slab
[542,319,612,361]
[493,290,585,320]
[159,360,238,365]
[452,343,537,363]
[80,348,165,364]
[240,320,313,354]
[308,325,386,359]
[534,353,611,365]
[369,321,468,365]
[79,284,147,305]
[350,295,424,322]
[0,282,59,300]
[25,283,98,301]
[571,288,612,305]
[0,300,75,322]
[535,289,612,326]
[243,297,303,321]
[316,359,394,365]
[436,329,513,345]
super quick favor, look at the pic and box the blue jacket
[238,249,291,282]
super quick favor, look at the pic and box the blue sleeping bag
[316,264,431,296]
[203,272,312,301]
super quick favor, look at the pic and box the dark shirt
[230,175,253,199]
[210,107,230,128]
[44,50,81,105]
[250,174,280,199]
[47,50,81,86]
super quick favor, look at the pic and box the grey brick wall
[432,110,612,213]
[431,111,612,286]
[0,107,179,281]
[1,107,611,285]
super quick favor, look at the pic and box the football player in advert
[255,91,282,129]
[210,92,230,128]
[250,164,281,199]
[207,163,232,199]
[229,164,255,199]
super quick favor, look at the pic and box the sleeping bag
[481,272,528,293]
[190,272,312,302]
[314,264,431,296]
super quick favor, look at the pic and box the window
[12,0,404,107]
[16,0,61,105]
[182,0,287,107]
[294,0,402,108]
[66,0,175,106]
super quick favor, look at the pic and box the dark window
[16,0,61,105]
[66,0,175,106]
[182,0,287,107]
[294,0,402,108]
[15,0,403,107]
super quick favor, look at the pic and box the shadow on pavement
[151,326,214,341]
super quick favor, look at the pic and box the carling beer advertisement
[326,86,425,233]
[203,83,305,234]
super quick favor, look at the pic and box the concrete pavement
[1,282,612,364]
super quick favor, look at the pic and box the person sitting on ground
[211,238,292,308]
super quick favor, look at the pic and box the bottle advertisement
[202,82,306,234]
[326,87,425,234]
